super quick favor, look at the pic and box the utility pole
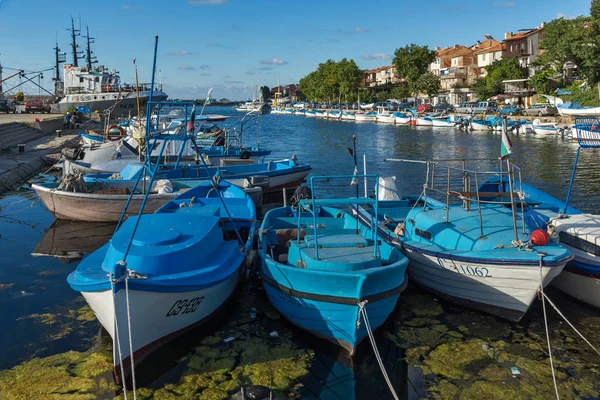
[0,57,3,99]
[84,25,97,70]
[68,16,83,67]
[53,43,66,96]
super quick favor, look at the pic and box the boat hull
[82,264,243,379]
[394,116,412,125]
[401,246,565,321]
[261,276,402,354]
[552,247,600,308]
[355,115,376,122]
[53,91,168,118]
[470,121,492,131]
[415,118,433,126]
[376,115,395,124]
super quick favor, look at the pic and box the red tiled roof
[504,28,542,41]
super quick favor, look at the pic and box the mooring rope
[541,291,600,357]
[358,301,399,400]
[124,273,138,399]
[538,252,560,400]
[110,277,129,400]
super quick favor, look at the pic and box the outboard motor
[291,186,312,209]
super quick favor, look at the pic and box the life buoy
[240,150,250,160]
[106,124,124,141]
[102,84,113,92]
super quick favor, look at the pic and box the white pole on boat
[503,117,519,242]
[363,154,368,197]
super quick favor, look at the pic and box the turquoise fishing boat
[354,159,572,321]
[258,175,409,354]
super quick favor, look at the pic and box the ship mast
[84,25,97,70]
[53,42,66,96]
[68,16,83,67]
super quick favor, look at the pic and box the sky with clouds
[0,0,592,100]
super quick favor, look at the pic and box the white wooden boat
[32,180,264,222]
[557,103,600,117]
[394,113,412,125]
[304,110,317,118]
[327,110,342,120]
[532,119,558,135]
[376,106,395,124]
[432,117,457,128]
[470,120,493,131]
[550,214,600,308]
[315,110,328,118]
[415,117,433,126]
[340,112,356,121]
[355,112,377,122]
[359,103,375,110]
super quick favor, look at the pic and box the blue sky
[0,0,592,100]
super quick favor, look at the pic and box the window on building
[483,54,487,62]
[79,77,84,83]
[95,77,99,82]
[510,44,513,52]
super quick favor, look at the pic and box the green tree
[298,58,362,102]
[416,73,441,99]
[393,44,436,99]
[472,57,527,99]
[530,68,556,95]
[260,86,271,102]
[389,84,411,100]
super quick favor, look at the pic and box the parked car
[25,100,51,113]
[455,102,478,114]
[417,104,433,113]
[523,103,558,116]
[497,105,524,116]
[472,101,498,114]
[0,100,16,113]
[434,103,454,112]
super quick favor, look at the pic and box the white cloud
[259,58,288,65]
[189,0,226,4]
[178,65,197,70]
[355,26,370,33]
[225,80,244,84]
[492,1,515,7]
[122,4,142,10]
[245,71,256,75]
[167,50,193,56]
[363,53,392,60]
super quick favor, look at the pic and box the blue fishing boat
[481,118,600,308]
[82,158,311,195]
[68,180,256,378]
[258,175,409,354]
[354,160,572,321]
[67,57,258,382]
[304,110,317,118]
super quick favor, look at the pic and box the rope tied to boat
[57,173,89,193]
[358,300,400,400]
[494,239,533,252]
[538,252,560,400]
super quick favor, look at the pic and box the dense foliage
[298,58,362,102]
[393,44,439,99]
[471,57,527,99]
[260,86,271,102]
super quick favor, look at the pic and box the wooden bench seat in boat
[304,233,368,248]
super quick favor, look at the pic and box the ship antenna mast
[53,42,66,96]
[84,25,97,70]
[68,16,84,67]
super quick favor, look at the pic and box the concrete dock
[0,114,80,194]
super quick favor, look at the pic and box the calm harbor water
[1,106,599,399]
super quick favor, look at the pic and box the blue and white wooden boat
[295,109,306,116]
[284,108,295,115]
[81,131,105,146]
[394,112,412,125]
[482,119,600,308]
[431,116,457,128]
[376,106,395,124]
[68,180,256,378]
[340,111,356,121]
[82,158,311,195]
[470,119,493,131]
[258,175,409,354]
[354,111,377,122]
[315,110,328,118]
[532,119,558,135]
[354,160,572,321]
[327,110,342,120]
[557,102,600,117]
[304,110,317,118]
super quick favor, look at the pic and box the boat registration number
[166,296,205,317]
[436,259,492,277]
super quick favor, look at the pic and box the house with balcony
[362,65,402,88]
[432,45,477,105]
[502,25,544,76]
[474,39,504,76]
